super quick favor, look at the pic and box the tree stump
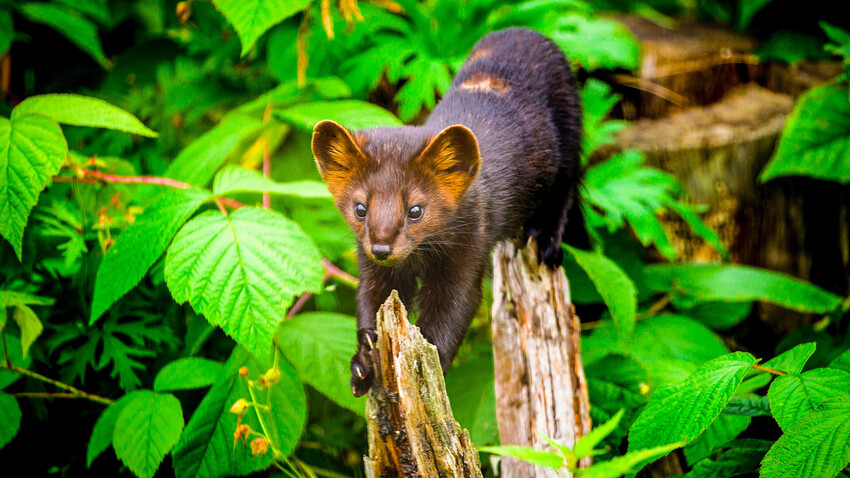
[491,240,591,477]
[364,290,482,477]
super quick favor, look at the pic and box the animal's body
[311,27,584,396]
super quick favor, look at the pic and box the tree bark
[364,290,482,478]
[491,240,592,478]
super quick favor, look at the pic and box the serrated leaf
[87,393,136,467]
[768,368,850,432]
[683,439,771,478]
[212,0,311,56]
[165,207,323,362]
[154,358,223,392]
[645,264,842,313]
[760,84,850,184]
[445,351,499,448]
[213,166,331,199]
[566,245,637,339]
[275,312,365,415]
[581,78,627,156]
[830,349,850,373]
[684,414,750,465]
[90,188,212,324]
[763,342,817,375]
[574,409,625,459]
[582,442,683,478]
[478,445,564,470]
[12,304,42,358]
[114,391,184,478]
[0,392,21,450]
[13,94,157,137]
[276,99,402,131]
[548,14,640,71]
[172,347,306,478]
[18,2,109,67]
[0,114,68,259]
[627,352,757,471]
[724,395,771,416]
[761,397,850,478]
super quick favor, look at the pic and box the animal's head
[311,120,481,266]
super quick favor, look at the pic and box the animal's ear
[312,120,369,197]
[415,125,481,205]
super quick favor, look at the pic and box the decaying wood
[491,240,591,478]
[364,290,482,478]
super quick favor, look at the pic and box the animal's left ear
[415,125,481,205]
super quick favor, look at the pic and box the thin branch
[612,74,689,107]
[1,363,114,405]
[322,258,359,288]
[752,364,787,376]
[285,293,314,319]
[13,392,80,399]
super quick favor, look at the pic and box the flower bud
[229,398,250,416]
[250,437,269,456]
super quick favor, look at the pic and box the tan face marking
[469,48,490,61]
[459,73,509,95]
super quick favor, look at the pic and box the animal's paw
[350,328,378,397]
[536,231,564,269]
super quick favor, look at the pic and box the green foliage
[13,94,159,137]
[567,245,637,338]
[213,166,331,199]
[213,0,311,56]
[17,2,109,67]
[445,350,499,448]
[682,439,771,478]
[113,390,184,478]
[768,368,850,432]
[276,99,403,130]
[153,358,223,392]
[0,392,21,450]
[88,393,135,467]
[0,11,11,56]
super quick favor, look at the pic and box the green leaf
[276,312,365,415]
[478,445,564,470]
[581,78,627,156]
[574,409,624,460]
[0,392,21,450]
[213,166,331,199]
[87,393,136,468]
[172,347,306,478]
[566,245,637,339]
[0,114,68,259]
[737,0,775,30]
[18,2,109,67]
[0,336,31,390]
[154,358,223,392]
[830,349,850,373]
[445,351,499,448]
[683,439,771,478]
[683,414,750,465]
[0,11,12,57]
[165,114,264,187]
[276,99,402,131]
[90,188,211,324]
[645,264,842,313]
[768,368,850,432]
[114,391,184,478]
[678,301,752,331]
[212,0,311,56]
[13,94,158,137]
[11,304,42,358]
[165,207,323,362]
[723,395,771,416]
[548,14,640,71]
[582,442,684,478]
[755,31,830,64]
[760,84,850,184]
[763,342,817,375]
[761,397,850,478]
[627,352,757,471]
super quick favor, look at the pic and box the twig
[612,74,689,107]
[752,364,787,376]
[13,392,80,399]
[285,293,314,319]
[322,258,359,288]
[1,363,114,405]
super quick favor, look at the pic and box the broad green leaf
[761,397,850,478]
[276,312,365,415]
[18,3,109,67]
[683,414,750,465]
[0,392,21,450]
[172,347,306,478]
[566,245,637,339]
[154,358,223,392]
[683,439,771,478]
[830,349,850,373]
[87,393,137,468]
[548,14,640,71]
[582,442,683,478]
[277,99,402,131]
[574,409,624,460]
[212,0,311,56]
[12,304,42,358]
[768,368,850,431]
[678,301,752,331]
[723,395,771,416]
[90,188,212,324]
[0,12,12,56]
[627,352,757,471]
[13,94,157,137]
[0,114,68,259]
[478,445,564,470]
[763,342,817,375]
[645,264,842,313]
[445,351,499,448]
[0,336,31,389]
[737,0,775,30]
[114,391,184,478]
[165,207,323,361]
[760,85,850,184]
[165,114,264,187]
[213,166,331,199]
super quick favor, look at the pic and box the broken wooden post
[491,240,592,478]
[364,290,482,477]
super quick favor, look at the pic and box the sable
[312,27,585,397]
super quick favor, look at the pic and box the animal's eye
[354,203,367,219]
[407,205,423,221]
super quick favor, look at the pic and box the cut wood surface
[364,290,482,477]
[491,240,591,478]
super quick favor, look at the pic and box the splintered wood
[491,240,591,478]
[364,290,482,478]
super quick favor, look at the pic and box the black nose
[372,244,392,261]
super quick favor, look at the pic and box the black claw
[357,328,378,350]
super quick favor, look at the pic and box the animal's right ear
[311,120,369,197]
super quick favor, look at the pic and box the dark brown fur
[312,28,585,397]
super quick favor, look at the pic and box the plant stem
[263,103,272,210]
[0,363,114,405]
[752,364,787,376]
[322,258,359,288]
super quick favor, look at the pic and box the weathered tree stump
[491,240,591,477]
[364,290,482,477]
